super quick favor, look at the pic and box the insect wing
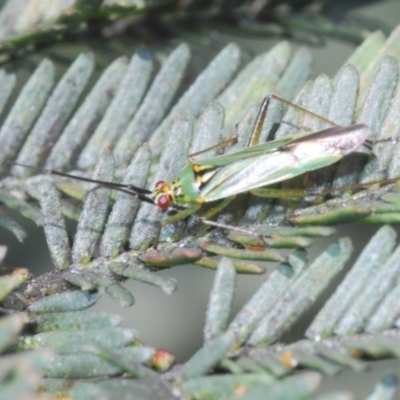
[198,124,370,202]
[192,123,368,168]
[191,137,293,167]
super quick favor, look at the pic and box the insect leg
[247,95,272,147]
[246,94,341,149]
[251,187,309,199]
[153,204,201,249]
[267,94,341,129]
[153,198,237,248]
[190,196,237,237]
[305,177,400,197]
[252,175,400,199]
[198,218,261,237]
[199,197,235,220]
[198,219,272,250]
[364,137,392,150]
[187,136,238,162]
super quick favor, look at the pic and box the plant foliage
[0,0,384,64]
[0,7,400,399]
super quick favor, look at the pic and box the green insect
[151,95,370,208]
[8,95,377,246]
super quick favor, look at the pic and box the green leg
[252,175,400,200]
[251,187,309,199]
[200,197,235,220]
[198,218,263,237]
[188,136,237,163]
[192,197,236,237]
[153,204,201,249]
[154,198,237,248]
[190,94,342,166]
[247,94,341,148]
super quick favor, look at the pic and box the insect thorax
[176,163,218,205]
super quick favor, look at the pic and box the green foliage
[0,0,383,64]
[0,8,400,399]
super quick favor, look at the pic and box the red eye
[157,194,170,210]
[155,180,166,189]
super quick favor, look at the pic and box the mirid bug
[5,95,385,248]
[150,95,370,207]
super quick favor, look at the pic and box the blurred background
[1,0,400,397]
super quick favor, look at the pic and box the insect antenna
[4,161,155,204]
